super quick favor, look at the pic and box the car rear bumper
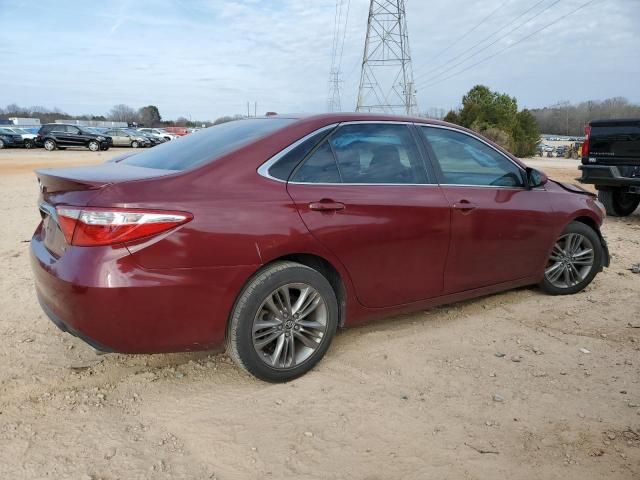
[579,165,640,188]
[30,224,256,353]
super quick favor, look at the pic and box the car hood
[550,179,596,197]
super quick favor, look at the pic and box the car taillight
[55,206,192,246]
[581,125,591,157]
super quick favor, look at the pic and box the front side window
[419,127,524,187]
[329,124,427,184]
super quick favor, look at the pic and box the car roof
[264,112,453,126]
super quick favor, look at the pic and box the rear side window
[268,127,336,181]
[121,119,295,171]
[329,124,427,184]
[291,142,341,183]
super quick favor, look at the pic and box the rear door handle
[309,200,345,212]
[453,200,478,212]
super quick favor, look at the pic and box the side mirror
[526,167,548,189]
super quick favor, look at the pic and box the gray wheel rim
[545,233,594,289]
[252,283,328,369]
[89,141,99,151]
[44,140,54,150]
[0,139,4,148]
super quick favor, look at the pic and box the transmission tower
[356,0,418,115]
[327,0,350,112]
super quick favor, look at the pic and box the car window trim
[417,123,527,189]
[257,124,339,182]
[282,121,434,186]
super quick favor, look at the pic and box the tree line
[0,103,232,127]
[529,97,640,136]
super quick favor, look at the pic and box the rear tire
[540,221,603,295]
[598,189,639,217]
[226,261,338,382]
[43,139,56,151]
[0,139,4,149]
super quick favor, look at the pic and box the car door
[287,122,451,308]
[417,125,557,294]
[50,124,69,145]
[114,129,129,146]
[64,126,84,146]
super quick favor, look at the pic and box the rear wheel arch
[227,253,348,339]
[276,253,347,328]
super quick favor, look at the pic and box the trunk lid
[35,163,178,257]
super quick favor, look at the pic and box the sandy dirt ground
[0,148,638,480]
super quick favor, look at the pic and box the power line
[413,0,548,85]
[425,0,509,65]
[418,0,597,89]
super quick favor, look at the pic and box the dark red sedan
[31,114,609,381]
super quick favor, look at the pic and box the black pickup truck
[579,119,640,216]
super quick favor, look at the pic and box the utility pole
[356,0,417,115]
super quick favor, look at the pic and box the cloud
[0,0,638,120]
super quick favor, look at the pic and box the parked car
[0,128,23,149]
[6,127,38,148]
[579,118,640,216]
[129,129,163,146]
[138,128,176,141]
[36,124,112,151]
[163,126,189,136]
[30,114,609,381]
[102,128,150,148]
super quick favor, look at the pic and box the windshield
[121,118,295,171]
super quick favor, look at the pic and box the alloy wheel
[545,233,595,289]
[44,140,55,151]
[88,141,99,152]
[252,283,328,369]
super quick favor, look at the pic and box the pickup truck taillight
[581,125,591,157]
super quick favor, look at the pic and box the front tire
[131,141,139,148]
[24,139,34,149]
[540,221,603,295]
[88,140,100,152]
[43,139,56,151]
[226,261,338,382]
[598,189,639,217]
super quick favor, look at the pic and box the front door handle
[309,200,345,212]
[453,200,478,212]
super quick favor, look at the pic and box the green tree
[138,105,162,127]
[511,109,539,157]
[443,110,460,124]
[444,85,539,157]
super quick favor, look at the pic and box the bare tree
[109,104,139,123]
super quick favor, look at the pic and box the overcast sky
[0,0,638,120]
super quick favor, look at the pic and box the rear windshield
[120,118,295,170]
